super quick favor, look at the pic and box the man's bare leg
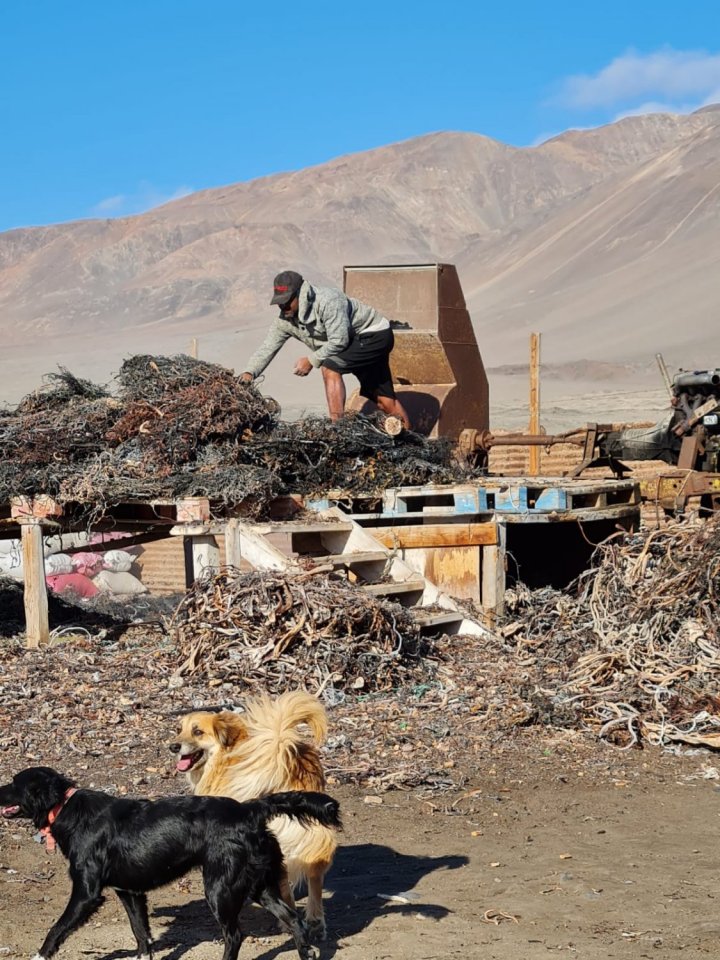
[321,367,346,420]
[375,394,411,430]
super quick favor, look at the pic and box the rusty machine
[598,367,720,472]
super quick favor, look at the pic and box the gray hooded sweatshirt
[244,281,389,377]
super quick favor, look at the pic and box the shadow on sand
[102,841,468,960]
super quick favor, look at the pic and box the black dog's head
[0,767,77,829]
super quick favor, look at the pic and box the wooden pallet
[223,509,489,637]
[308,478,641,525]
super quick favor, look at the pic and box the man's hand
[293,357,313,377]
[239,372,254,383]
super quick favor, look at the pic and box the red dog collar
[40,787,77,853]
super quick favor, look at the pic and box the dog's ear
[211,712,248,749]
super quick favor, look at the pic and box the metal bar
[485,433,585,447]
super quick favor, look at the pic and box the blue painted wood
[534,487,567,510]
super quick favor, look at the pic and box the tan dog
[170,690,337,936]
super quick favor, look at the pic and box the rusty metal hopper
[343,263,489,438]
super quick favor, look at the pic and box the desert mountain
[1,106,719,411]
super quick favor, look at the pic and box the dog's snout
[169,742,180,754]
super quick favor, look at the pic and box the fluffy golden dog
[170,690,337,936]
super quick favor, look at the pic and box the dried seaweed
[170,566,433,694]
[0,356,479,518]
[499,514,720,749]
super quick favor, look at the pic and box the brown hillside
[1,107,718,414]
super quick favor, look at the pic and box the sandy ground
[2,743,720,960]
[0,340,697,960]
[0,330,671,435]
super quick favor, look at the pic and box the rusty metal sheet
[343,263,489,438]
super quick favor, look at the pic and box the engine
[599,368,720,472]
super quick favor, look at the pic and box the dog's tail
[235,690,328,792]
[243,690,328,746]
[255,790,342,832]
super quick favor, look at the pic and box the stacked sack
[0,539,23,581]
[93,549,148,596]
[45,553,99,598]
[43,548,148,599]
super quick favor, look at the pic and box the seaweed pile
[500,514,720,749]
[170,566,432,694]
[0,356,478,518]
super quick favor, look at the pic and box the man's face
[280,295,299,319]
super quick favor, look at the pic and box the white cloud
[93,194,127,213]
[554,47,720,111]
[91,182,193,218]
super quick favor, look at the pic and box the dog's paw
[307,917,327,941]
[31,955,48,960]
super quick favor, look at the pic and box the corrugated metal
[134,538,188,595]
[488,423,661,478]
[135,532,291,595]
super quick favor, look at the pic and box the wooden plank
[372,523,498,549]
[255,520,354,536]
[64,530,174,553]
[321,550,388,565]
[170,522,227,536]
[233,522,295,571]
[362,580,426,596]
[404,545,481,603]
[20,519,49,649]
[11,494,63,520]
[413,610,462,628]
[678,435,700,470]
[176,497,211,524]
[529,332,541,476]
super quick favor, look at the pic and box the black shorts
[322,328,396,400]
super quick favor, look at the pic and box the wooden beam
[529,332,541,476]
[371,522,498,550]
[225,518,242,568]
[63,530,175,554]
[232,522,293,571]
[481,521,506,619]
[20,519,49,649]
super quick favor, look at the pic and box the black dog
[0,766,342,960]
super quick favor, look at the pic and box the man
[240,270,410,428]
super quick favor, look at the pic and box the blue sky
[1,0,719,231]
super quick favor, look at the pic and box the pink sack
[70,552,104,577]
[46,573,100,599]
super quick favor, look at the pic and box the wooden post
[529,332,541,476]
[225,518,243,568]
[20,519,49,648]
[191,536,220,580]
[189,337,199,359]
[481,521,506,620]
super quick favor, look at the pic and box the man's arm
[243,322,292,378]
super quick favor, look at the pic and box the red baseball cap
[270,270,303,305]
